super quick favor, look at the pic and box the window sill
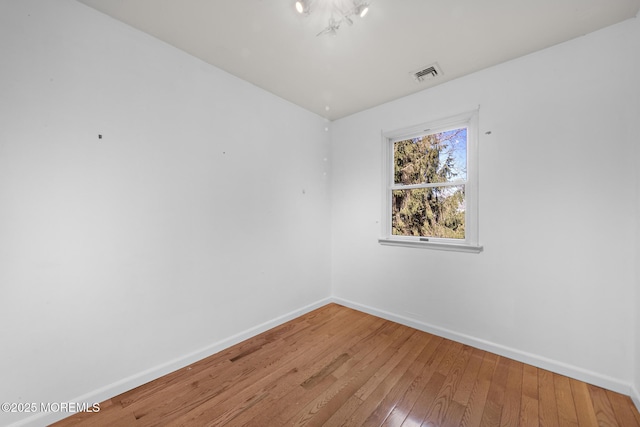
[378,238,483,253]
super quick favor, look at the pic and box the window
[379,110,482,252]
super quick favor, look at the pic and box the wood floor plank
[588,384,620,427]
[421,344,472,427]
[500,359,523,427]
[538,368,560,427]
[633,398,640,425]
[453,348,485,407]
[605,389,640,427]
[283,329,413,426]
[243,317,399,427]
[230,314,387,426]
[441,400,467,427]
[400,372,447,427]
[400,340,464,426]
[280,322,413,427]
[459,353,499,427]
[379,337,449,427]
[569,378,598,427]
[520,365,539,427]
[439,346,477,427]
[51,304,640,427]
[480,356,510,427]
[157,305,370,426]
[359,333,436,427]
[317,326,418,426]
[553,374,578,427]
[354,331,426,403]
[376,335,446,427]
[336,331,430,427]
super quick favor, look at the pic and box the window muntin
[381,110,481,252]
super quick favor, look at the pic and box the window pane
[392,185,465,239]
[394,128,467,185]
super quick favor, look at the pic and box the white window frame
[379,109,482,253]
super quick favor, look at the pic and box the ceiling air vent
[411,63,442,83]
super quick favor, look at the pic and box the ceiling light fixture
[295,0,311,15]
[354,2,369,17]
[295,0,371,36]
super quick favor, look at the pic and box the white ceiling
[76,0,640,120]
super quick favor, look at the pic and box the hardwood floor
[53,303,640,427]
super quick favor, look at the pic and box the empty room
[1,0,639,426]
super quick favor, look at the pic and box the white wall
[0,1,331,425]
[331,16,640,394]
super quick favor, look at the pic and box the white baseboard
[9,297,332,427]
[332,297,634,397]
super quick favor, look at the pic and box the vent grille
[411,63,442,83]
